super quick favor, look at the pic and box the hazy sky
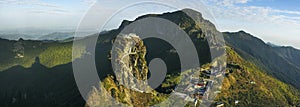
[0,0,299,48]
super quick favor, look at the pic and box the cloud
[0,0,71,15]
[273,9,300,16]
[221,0,251,6]
[0,0,60,8]
[26,8,69,15]
[80,0,97,6]
[202,0,300,48]
[203,0,300,28]
[206,0,251,6]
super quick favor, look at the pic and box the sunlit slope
[224,31,300,89]
[214,47,300,106]
[0,38,85,71]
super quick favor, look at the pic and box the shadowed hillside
[0,57,85,107]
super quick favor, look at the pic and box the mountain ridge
[223,31,300,89]
[0,9,299,107]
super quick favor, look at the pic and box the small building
[196,83,205,87]
[216,102,224,107]
[185,84,195,92]
[214,91,221,94]
[15,53,24,58]
[215,72,224,77]
[203,70,211,74]
[235,100,240,105]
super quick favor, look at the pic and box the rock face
[86,9,225,107]
[87,34,156,107]
[86,8,300,107]
[111,34,151,93]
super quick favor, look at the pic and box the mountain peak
[18,38,24,41]
[118,8,218,42]
[266,42,281,47]
[238,30,247,33]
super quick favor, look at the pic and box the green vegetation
[0,39,85,71]
[39,42,85,68]
[0,39,46,71]
[0,9,300,107]
[39,43,72,67]
[224,31,300,89]
[214,47,300,106]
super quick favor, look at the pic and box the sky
[0,0,299,49]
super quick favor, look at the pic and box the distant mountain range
[266,42,281,47]
[0,32,94,41]
[0,33,36,40]
[0,9,299,106]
